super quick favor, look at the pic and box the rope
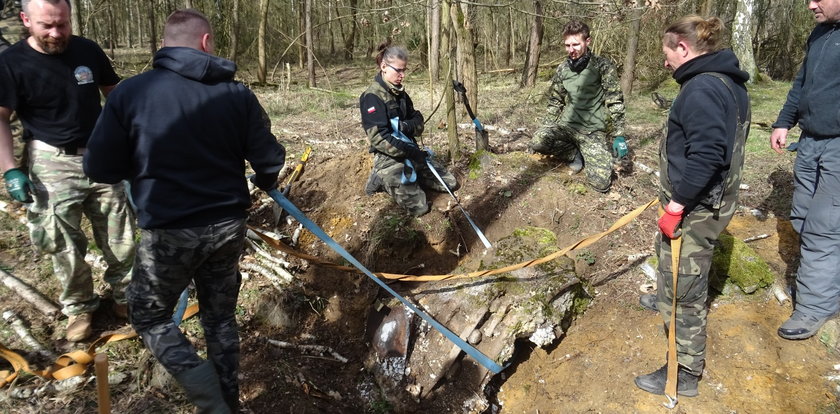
[249,198,659,282]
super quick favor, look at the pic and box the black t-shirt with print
[0,36,119,147]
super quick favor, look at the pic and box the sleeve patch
[367,106,376,114]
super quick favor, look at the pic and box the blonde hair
[663,15,724,54]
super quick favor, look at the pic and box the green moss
[568,182,588,195]
[710,233,776,294]
[467,150,492,180]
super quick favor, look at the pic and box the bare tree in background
[428,0,441,80]
[620,0,644,97]
[228,0,239,63]
[70,0,82,35]
[520,0,543,87]
[257,0,269,83]
[344,0,358,60]
[732,0,757,82]
[305,0,315,87]
[453,1,477,114]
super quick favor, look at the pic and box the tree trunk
[298,0,305,69]
[441,0,458,161]
[520,0,543,87]
[429,0,441,80]
[620,0,644,97]
[305,0,315,87]
[70,0,82,36]
[732,0,757,82]
[344,0,358,60]
[453,1,478,115]
[508,7,515,66]
[184,0,192,8]
[328,0,336,55]
[229,0,239,63]
[148,1,157,56]
[702,0,714,16]
[258,0,269,84]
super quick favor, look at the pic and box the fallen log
[0,269,61,318]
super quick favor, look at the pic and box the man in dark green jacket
[531,20,626,193]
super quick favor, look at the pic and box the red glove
[658,204,683,239]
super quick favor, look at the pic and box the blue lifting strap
[389,117,418,184]
[267,188,505,374]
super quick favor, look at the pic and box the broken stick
[267,339,348,363]
[0,269,61,318]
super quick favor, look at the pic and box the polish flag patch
[367,106,376,114]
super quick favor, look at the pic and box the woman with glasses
[359,40,458,217]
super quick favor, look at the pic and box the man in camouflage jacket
[531,20,626,193]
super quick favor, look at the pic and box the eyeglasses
[385,63,407,74]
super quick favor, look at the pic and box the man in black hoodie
[770,0,840,341]
[635,16,750,397]
[85,9,285,414]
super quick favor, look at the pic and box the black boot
[634,364,699,397]
[364,171,384,195]
[172,361,232,414]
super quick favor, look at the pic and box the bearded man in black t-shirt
[0,0,135,342]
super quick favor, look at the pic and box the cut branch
[0,269,61,318]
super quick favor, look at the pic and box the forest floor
[0,59,838,413]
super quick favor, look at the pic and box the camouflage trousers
[531,123,612,192]
[653,205,734,375]
[128,217,246,409]
[27,145,136,316]
[369,153,459,217]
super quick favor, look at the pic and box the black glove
[250,173,278,191]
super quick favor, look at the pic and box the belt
[29,140,86,156]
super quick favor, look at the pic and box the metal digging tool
[273,146,313,225]
[452,80,490,152]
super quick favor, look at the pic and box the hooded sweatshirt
[663,49,750,207]
[84,47,285,229]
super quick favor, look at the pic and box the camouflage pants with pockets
[128,217,246,409]
[371,153,459,217]
[654,205,734,376]
[531,123,612,192]
[27,145,136,316]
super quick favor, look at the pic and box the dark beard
[36,36,68,55]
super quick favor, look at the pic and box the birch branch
[2,310,56,360]
[0,269,61,318]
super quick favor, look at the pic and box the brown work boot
[66,312,93,342]
[113,302,129,319]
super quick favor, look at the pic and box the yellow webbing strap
[665,236,682,407]
[0,303,199,387]
[250,198,659,282]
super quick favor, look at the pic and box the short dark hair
[663,15,724,54]
[163,8,212,45]
[562,20,590,39]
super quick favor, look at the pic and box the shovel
[452,80,490,152]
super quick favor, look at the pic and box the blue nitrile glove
[612,136,628,158]
[3,168,34,203]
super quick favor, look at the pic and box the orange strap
[0,303,199,387]
[665,236,682,404]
